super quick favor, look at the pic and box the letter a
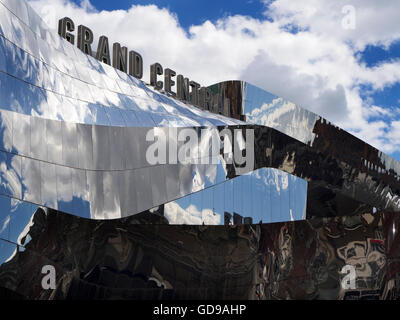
[41,265,56,290]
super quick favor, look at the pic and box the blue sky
[358,39,400,160]
[358,39,400,135]
[30,0,400,161]
[69,0,268,29]
[66,0,400,104]
[360,40,400,106]
[74,0,400,69]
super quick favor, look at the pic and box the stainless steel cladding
[57,17,231,115]
[1,0,400,300]
[0,0,400,223]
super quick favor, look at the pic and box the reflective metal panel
[134,166,153,213]
[162,168,307,225]
[0,0,397,225]
[109,126,124,170]
[92,125,110,170]
[71,168,90,218]
[119,169,137,218]
[9,198,34,246]
[30,116,47,161]
[149,164,167,207]
[243,82,319,145]
[1,0,400,301]
[164,164,180,201]
[46,119,62,164]
[0,109,13,153]
[56,165,73,213]
[0,72,16,113]
[122,127,141,170]
[5,153,21,199]
[103,170,121,219]
[0,238,15,265]
[21,156,41,204]
[77,124,93,170]
[87,170,104,219]
[40,161,57,210]
[1,0,29,29]
[61,121,78,167]
[0,194,10,241]
[12,112,30,156]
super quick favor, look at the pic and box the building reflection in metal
[210,81,400,215]
[242,83,319,145]
[0,0,400,300]
[0,0,399,222]
[0,206,399,300]
[164,168,307,225]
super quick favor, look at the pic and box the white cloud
[0,215,10,234]
[248,96,319,144]
[27,0,400,156]
[164,201,221,225]
[265,0,400,50]
[387,121,400,147]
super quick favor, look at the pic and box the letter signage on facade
[58,17,230,117]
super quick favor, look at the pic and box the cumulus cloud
[164,201,221,225]
[247,96,318,144]
[27,0,400,155]
[265,0,400,50]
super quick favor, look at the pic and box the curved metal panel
[0,0,397,222]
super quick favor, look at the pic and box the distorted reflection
[0,239,15,265]
[244,83,319,145]
[0,0,400,300]
[165,168,307,225]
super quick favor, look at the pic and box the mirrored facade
[0,0,312,223]
[165,168,307,225]
[0,0,399,300]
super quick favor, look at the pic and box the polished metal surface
[0,0,254,222]
[210,81,400,215]
[0,0,399,221]
[0,0,399,222]
[0,0,400,300]
[0,206,398,299]
[165,167,307,225]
